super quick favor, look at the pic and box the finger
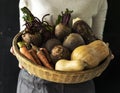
[18,63,24,69]
[111,54,114,59]
[10,47,15,56]
[18,63,32,74]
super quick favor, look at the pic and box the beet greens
[56,8,73,26]
[21,7,53,34]
[21,7,54,45]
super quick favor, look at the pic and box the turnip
[55,9,73,41]
[63,33,85,51]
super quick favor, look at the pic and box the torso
[27,0,100,26]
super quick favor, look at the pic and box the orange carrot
[31,44,53,69]
[17,41,37,64]
[37,50,54,69]
[29,49,42,65]
[40,48,52,63]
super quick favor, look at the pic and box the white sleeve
[92,0,108,40]
[19,0,28,31]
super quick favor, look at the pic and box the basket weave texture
[12,31,112,84]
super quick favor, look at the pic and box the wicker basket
[12,31,112,84]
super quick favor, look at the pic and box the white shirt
[19,0,108,39]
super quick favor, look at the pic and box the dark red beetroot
[72,18,98,44]
[55,9,73,41]
[21,7,54,47]
[50,45,70,64]
[45,38,62,52]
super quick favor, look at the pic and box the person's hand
[111,54,114,59]
[10,46,24,69]
[10,46,15,55]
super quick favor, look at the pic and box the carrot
[40,48,52,63]
[37,50,54,69]
[29,49,42,65]
[31,44,54,69]
[17,41,37,64]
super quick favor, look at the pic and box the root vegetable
[40,48,52,64]
[63,33,85,51]
[55,9,73,41]
[17,41,37,64]
[72,17,98,44]
[45,38,62,52]
[37,50,54,69]
[22,32,42,47]
[55,23,71,40]
[29,49,42,65]
[31,44,54,69]
[51,45,70,64]
[21,7,54,46]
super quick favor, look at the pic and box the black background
[0,0,120,93]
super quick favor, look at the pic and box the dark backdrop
[0,0,20,93]
[0,0,120,93]
[94,0,120,93]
